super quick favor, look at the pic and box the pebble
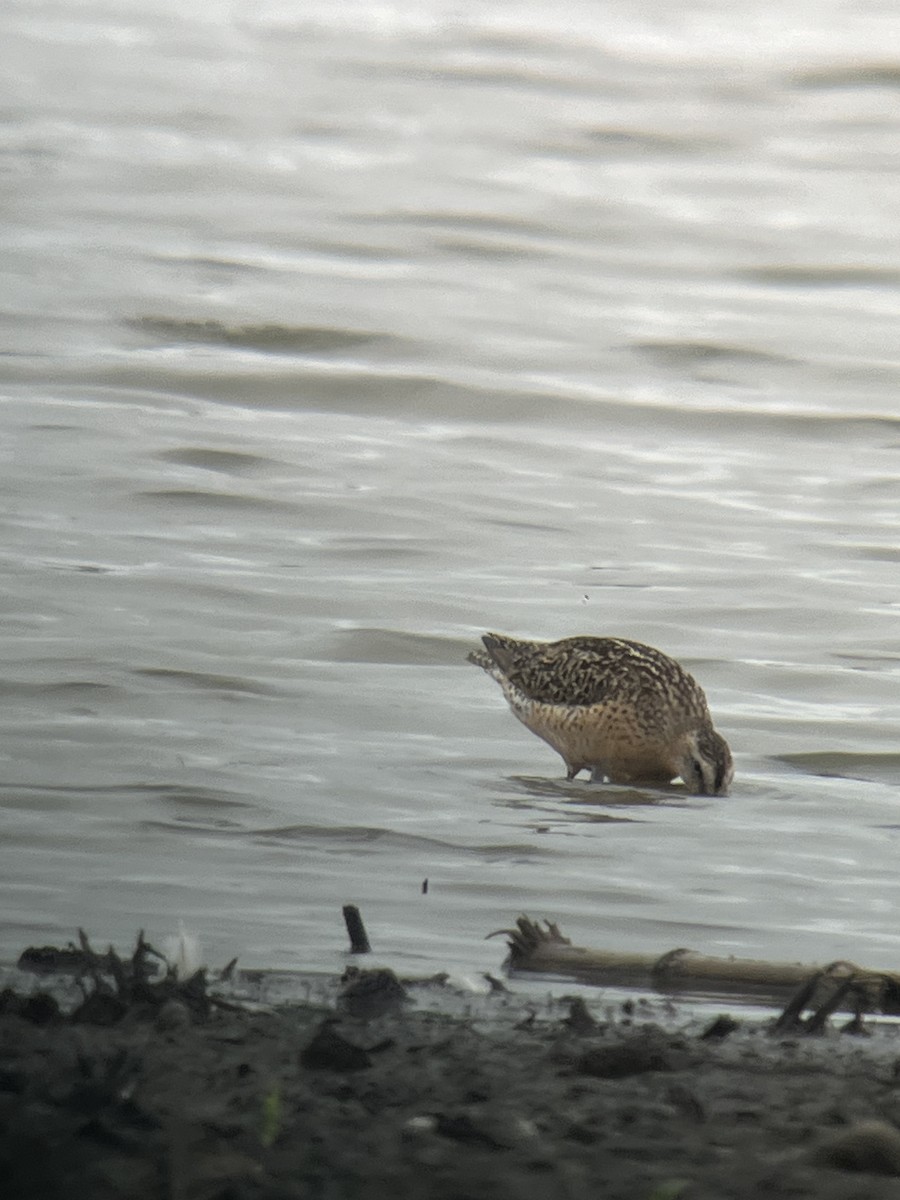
[813,1120,900,1175]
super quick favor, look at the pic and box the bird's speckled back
[480,633,711,736]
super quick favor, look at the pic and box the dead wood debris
[497,916,900,1029]
[11,929,242,1025]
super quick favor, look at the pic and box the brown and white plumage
[468,632,733,795]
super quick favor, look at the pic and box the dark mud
[4,964,900,1200]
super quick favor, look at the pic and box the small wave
[126,784,260,809]
[793,64,900,90]
[490,793,641,825]
[35,364,900,430]
[0,782,259,810]
[776,752,900,785]
[324,535,428,561]
[252,823,445,848]
[418,61,594,97]
[432,235,537,261]
[581,127,727,157]
[142,816,246,833]
[128,317,396,356]
[739,265,900,288]
[132,668,278,696]
[320,628,468,666]
[0,679,123,699]
[247,823,551,859]
[631,340,796,368]
[156,447,276,474]
[833,545,900,565]
[483,515,570,535]
[137,489,297,513]
[392,210,551,238]
[501,774,686,810]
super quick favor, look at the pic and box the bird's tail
[466,648,494,671]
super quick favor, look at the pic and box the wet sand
[5,965,900,1200]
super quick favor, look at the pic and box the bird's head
[678,727,733,796]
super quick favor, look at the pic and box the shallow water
[1,0,899,978]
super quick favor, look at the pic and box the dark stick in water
[342,905,371,954]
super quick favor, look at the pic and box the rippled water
[2,0,899,979]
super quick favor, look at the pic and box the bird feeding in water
[468,632,733,795]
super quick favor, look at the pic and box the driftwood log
[497,916,900,1016]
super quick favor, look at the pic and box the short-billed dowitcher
[468,632,733,795]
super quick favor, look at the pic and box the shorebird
[468,632,733,795]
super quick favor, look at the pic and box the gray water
[2,0,899,979]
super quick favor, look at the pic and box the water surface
[2,0,899,979]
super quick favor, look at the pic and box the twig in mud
[16,930,244,1025]
[219,956,239,982]
[773,963,875,1036]
[132,929,166,987]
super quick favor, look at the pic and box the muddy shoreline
[5,954,900,1200]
